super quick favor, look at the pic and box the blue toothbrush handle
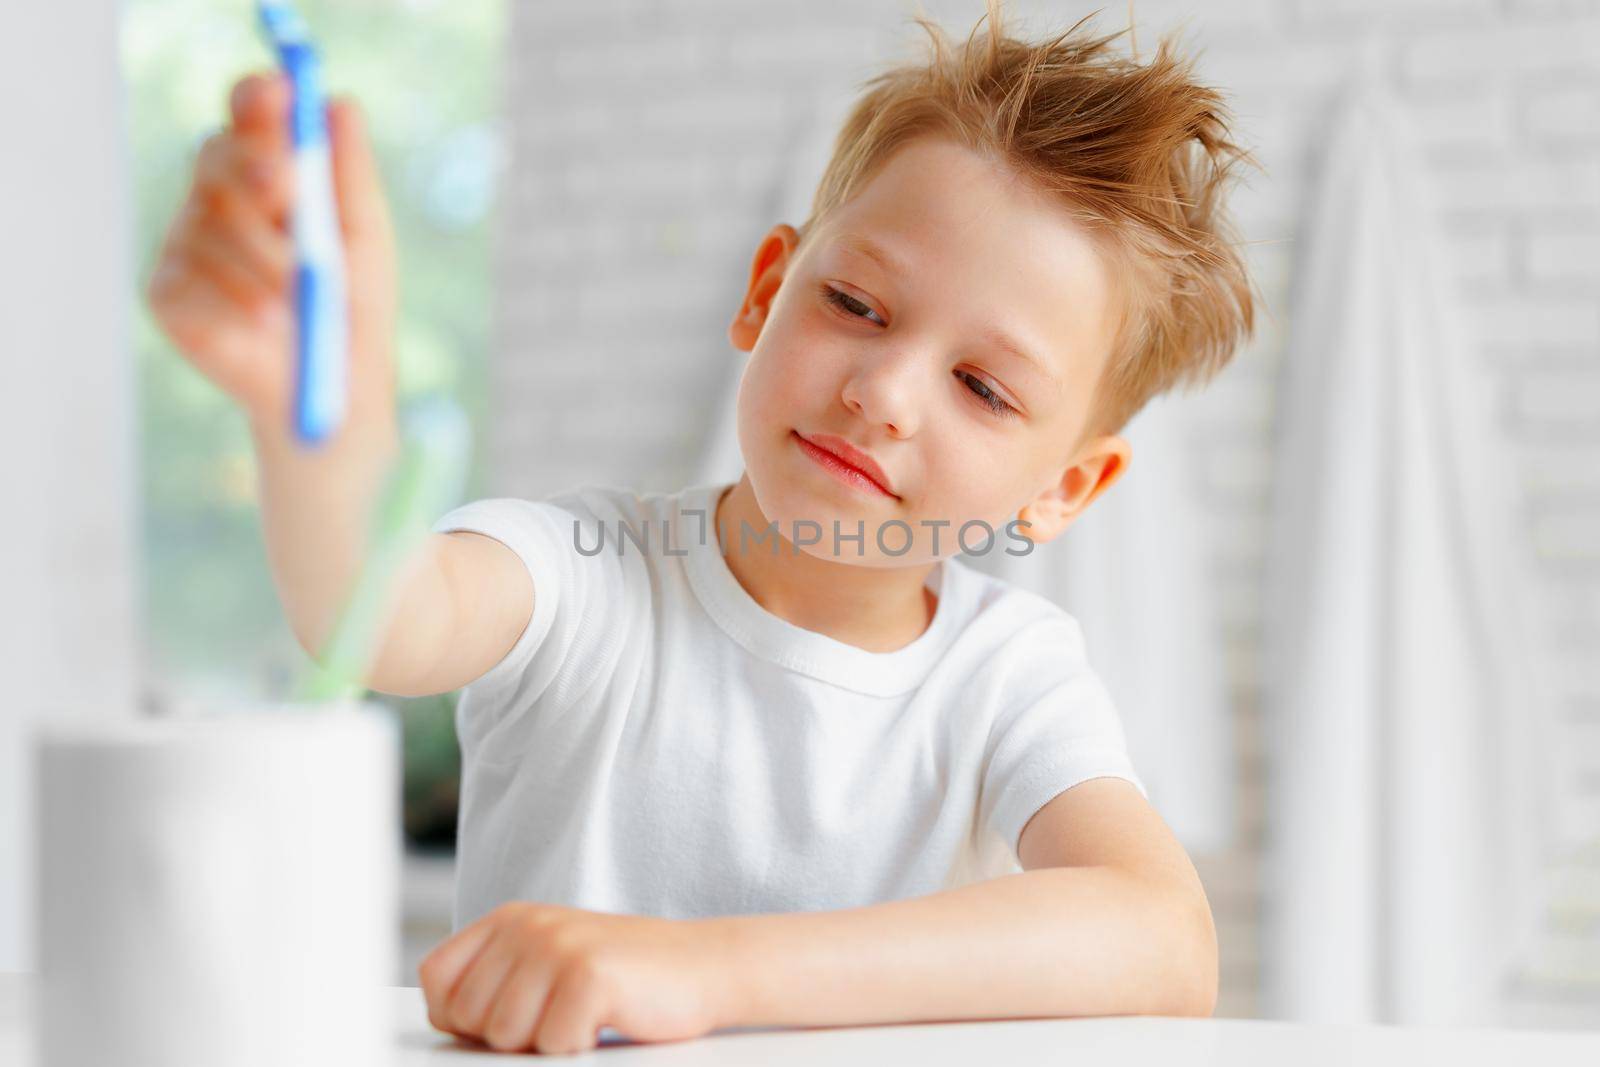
[272,32,349,444]
[293,260,348,442]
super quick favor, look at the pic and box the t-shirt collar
[678,481,963,697]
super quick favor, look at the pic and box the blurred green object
[298,397,472,704]
[390,690,462,850]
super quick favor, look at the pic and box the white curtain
[697,90,1235,854]
[1259,65,1561,1025]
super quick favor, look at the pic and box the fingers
[531,963,608,1055]
[452,950,608,1055]
[418,913,496,999]
[440,928,522,1036]
[418,916,497,1033]
[223,79,393,252]
[414,909,617,1056]
[327,97,392,244]
[166,166,292,317]
[193,127,292,230]
[201,188,293,294]
[149,204,270,333]
[181,223,277,315]
[146,123,294,417]
[481,960,557,1052]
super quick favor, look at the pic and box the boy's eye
[819,283,885,326]
[957,371,1017,418]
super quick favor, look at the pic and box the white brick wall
[489,0,1600,1025]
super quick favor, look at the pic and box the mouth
[792,430,899,500]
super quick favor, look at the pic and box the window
[125,0,505,848]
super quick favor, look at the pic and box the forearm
[249,411,400,662]
[705,866,1217,1030]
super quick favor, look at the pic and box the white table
[4,973,1597,1064]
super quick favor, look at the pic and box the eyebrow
[833,231,1064,392]
[978,324,1062,392]
[836,231,912,278]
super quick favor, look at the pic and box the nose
[840,348,922,439]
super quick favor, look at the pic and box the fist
[417,901,738,1055]
[145,70,397,435]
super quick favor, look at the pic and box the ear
[728,223,800,352]
[1015,435,1132,546]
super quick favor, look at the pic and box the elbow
[1136,876,1217,1018]
[1173,889,1219,1018]
[1182,957,1220,1019]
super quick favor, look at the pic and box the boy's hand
[418,901,738,1054]
[146,70,398,436]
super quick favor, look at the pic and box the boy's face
[728,134,1130,566]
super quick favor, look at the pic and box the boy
[148,1,1257,1054]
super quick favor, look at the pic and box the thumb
[327,97,390,244]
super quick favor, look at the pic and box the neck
[712,472,939,654]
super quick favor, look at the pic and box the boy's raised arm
[148,69,530,700]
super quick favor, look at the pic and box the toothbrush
[256,0,348,445]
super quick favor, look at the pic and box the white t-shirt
[430,481,1145,929]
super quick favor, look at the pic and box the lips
[795,431,898,498]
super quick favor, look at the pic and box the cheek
[736,329,827,457]
[748,320,843,405]
[917,446,1038,527]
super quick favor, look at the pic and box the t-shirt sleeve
[428,485,644,752]
[978,619,1148,858]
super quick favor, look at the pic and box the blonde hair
[797,0,1262,442]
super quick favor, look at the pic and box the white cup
[32,701,400,1067]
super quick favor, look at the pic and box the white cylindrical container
[33,701,400,1067]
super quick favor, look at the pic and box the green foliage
[391,690,462,851]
